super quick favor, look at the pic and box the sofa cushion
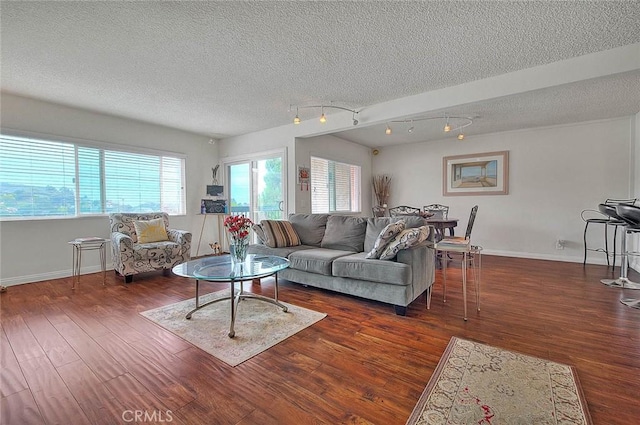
[365,220,406,259]
[380,225,431,260]
[134,218,169,243]
[134,241,180,261]
[288,214,330,247]
[333,252,411,286]
[248,243,314,258]
[288,248,354,276]
[260,220,301,248]
[364,216,427,252]
[321,215,367,252]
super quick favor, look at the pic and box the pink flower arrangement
[223,214,253,242]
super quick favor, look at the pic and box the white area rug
[406,337,592,425]
[140,289,326,366]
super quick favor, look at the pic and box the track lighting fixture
[289,103,359,125]
[384,115,473,140]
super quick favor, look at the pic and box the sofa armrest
[111,231,134,252]
[167,228,192,256]
[396,242,436,302]
[167,228,191,245]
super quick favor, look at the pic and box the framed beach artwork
[443,151,509,196]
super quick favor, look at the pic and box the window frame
[0,129,187,221]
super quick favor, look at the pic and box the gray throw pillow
[379,225,431,260]
[365,220,406,259]
[320,215,367,252]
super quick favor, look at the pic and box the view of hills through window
[0,135,185,218]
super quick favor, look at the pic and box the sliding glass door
[227,153,285,225]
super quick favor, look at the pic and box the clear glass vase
[229,238,249,265]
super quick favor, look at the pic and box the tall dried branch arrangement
[373,175,391,206]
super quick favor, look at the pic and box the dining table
[424,217,459,241]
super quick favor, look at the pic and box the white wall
[0,94,217,285]
[294,134,373,215]
[373,117,634,263]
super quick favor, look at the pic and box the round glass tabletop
[172,254,289,282]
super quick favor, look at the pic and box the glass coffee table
[172,254,290,338]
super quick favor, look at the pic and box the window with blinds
[0,134,186,218]
[310,156,361,213]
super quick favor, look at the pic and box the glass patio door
[227,154,285,226]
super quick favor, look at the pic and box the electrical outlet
[555,239,565,250]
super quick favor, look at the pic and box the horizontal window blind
[310,156,360,214]
[0,135,76,217]
[0,133,185,218]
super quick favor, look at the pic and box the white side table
[435,241,483,321]
[69,237,109,289]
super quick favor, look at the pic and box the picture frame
[297,165,310,191]
[443,151,509,196]
[297,165,310,184]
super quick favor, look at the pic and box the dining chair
[388,205,421,217]
[439,205,479,259]
[423,203,449,220]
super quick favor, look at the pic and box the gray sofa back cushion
[288,213,330,247]
[321,215,367,252]
[364,216,427,252]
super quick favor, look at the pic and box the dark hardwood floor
[1,255,639,424]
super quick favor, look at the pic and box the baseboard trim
[2,250,637,286]
[1,265,112,287]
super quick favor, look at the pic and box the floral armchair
[109,212,191,283]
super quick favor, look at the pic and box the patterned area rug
[140,289,326,366]
[407,337,592,425]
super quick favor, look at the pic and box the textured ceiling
[2,1,640,144]
[334,70,640,147]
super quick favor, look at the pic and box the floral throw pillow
[365,220,406,259]
[379,225,430,260]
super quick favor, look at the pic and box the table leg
[100,242,106,286]
[274,273,279,301]
[462,252,468,321]
[476,250,481,312]
[186,273,288,339]
[71,244,78,289]
[442,250,447,302]
[229,280,237,338]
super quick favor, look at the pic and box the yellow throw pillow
[134,218,168,243]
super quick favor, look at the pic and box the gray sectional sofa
[248,213,436,315]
